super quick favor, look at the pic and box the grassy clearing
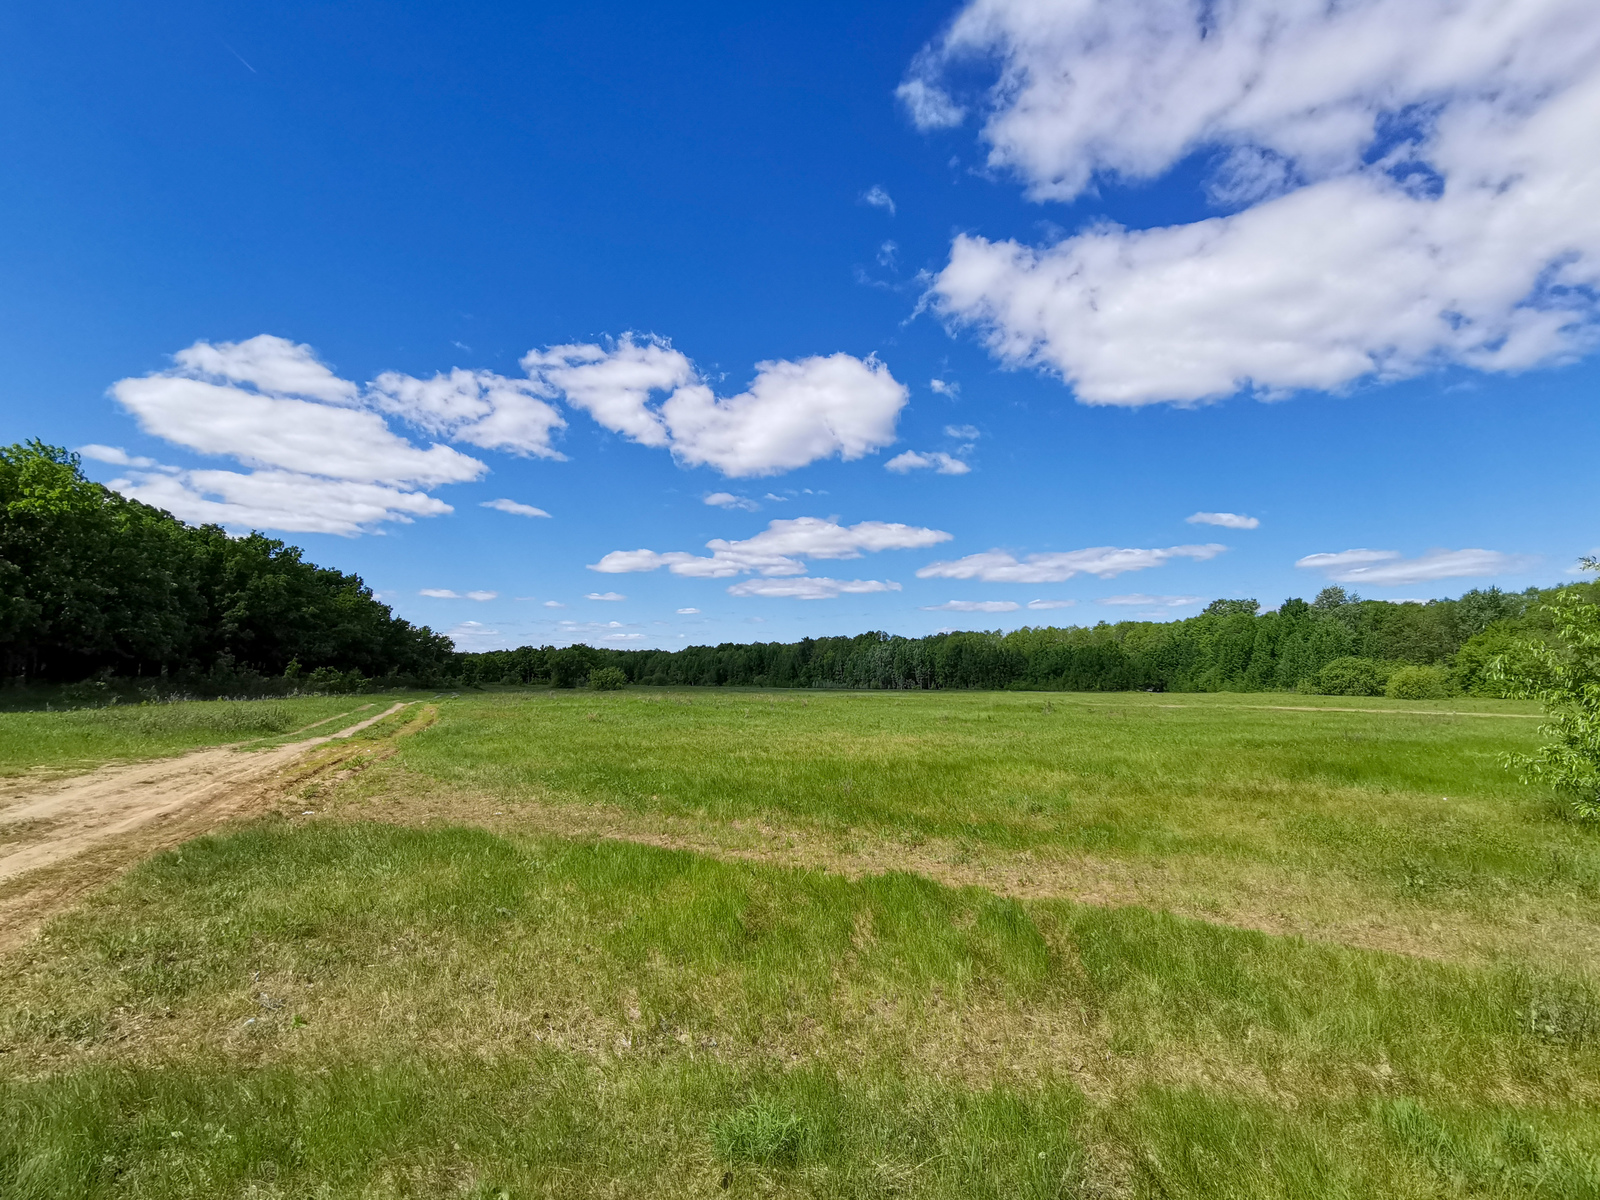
[3,821,1598,1196]
[0,695,412,779]
[3,686,1598,1197]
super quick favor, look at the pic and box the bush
[588,666,626,691]
[1385,664,1453,700]
[1308,656,1390,696]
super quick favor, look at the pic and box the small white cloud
[590,517,951,579]
[586,591,627,601]
[543,600,566,608]
[704,492,760,511]
[920,600,1020,612]
[1100,594,1203,607]
[465,590,498,602]
[676,607,701,614]
[885,450,971,475]
[1188,512,1259,530]
[896,77,965,130]
[420,589,461,599]
[482,498,551,518]
[943,423,978,439]
[727,577,902,600]
[930,380,961,398]
[862,185,897,215]
[1295,548,1535,586]
[445,621,506,651]
[78,444,160,469]
[1026,599,1075,610]
[763,493,788,502]
[877,240,899,268]
[919,544,1224,583]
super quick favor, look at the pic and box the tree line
[466,582,1587,698]
[1,442,455,689]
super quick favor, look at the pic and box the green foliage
[1310,656,1391,696]
[1497,570,1600,819]
[1386,664,1453,700]
[0,442,454,684]
[588,666,626,691]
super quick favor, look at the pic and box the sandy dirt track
[0,703,407,951]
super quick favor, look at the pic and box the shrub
[1385,664,1453,700]
[588,666,626,691]
[1308,656,1390,696]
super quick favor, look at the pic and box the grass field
[3,687,1598,1198]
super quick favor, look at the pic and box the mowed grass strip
[0,695,410,779]
[4,821,1599,1197]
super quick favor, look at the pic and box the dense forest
[0,442,454,689]
[468,581,1582,698]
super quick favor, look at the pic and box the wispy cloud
[862,185,897,215]
[585,591,627,601]
[919,544,1224,583]
[920,600,1020,612]
[1295,548,1535,586]
[482,498,551,518]
[1188,512,1258,530]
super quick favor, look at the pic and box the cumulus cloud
[543,600,566,608]
[862,185,897,215]
[1101,594,1203,607]
[466,590,498,602]
[704,492,760,511]
[726,577,902,600]
[918,543,1224,583]
[912,0,1600,404]
[367,368,566,459]
[590,516,951,580]
[930,380,961,397]
[1188,512,1259,530]
[482,498,551,518]
[677,607,701,614]
[522,335,909,477]
[885,450,971,475]
[78,444,160,470]
[111,468,451,537]
[586,591,627,601]
[921,600,1020,612]
[1295,547,1534,586]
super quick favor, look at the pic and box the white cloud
[896,75,966,130]
[677,607,701,614]
[586,591,627,601]
[105,335,491,534]
[522,335,909,477]
[482,498,551,518]
[912,0,1600,404]
[590,516,952,579]
[921,600,1020,612]
[112,468,451,537]
[543,600,566,608]
[1295,548,1535,586]
[367,369,566,459]
[445,621,507,651]
[1188,512,1259,530]
[465,590,498,602]
[885,450,971,475]
[420,589,460,598]
[704,492,760,511]
[930,380,961,397]
[78,444,160,470]
[1101,594,1203,607]
[918,543,1225,583]
[726,577,902,600]
[944,423,979,439]
[1026,599,1074,610]
[862,185,897,215]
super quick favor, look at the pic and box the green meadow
[4,688,1599,1198]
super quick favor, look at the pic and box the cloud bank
[908,0,1600,404]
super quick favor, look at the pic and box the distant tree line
[465,584,1593,698]
[0,442,455,688]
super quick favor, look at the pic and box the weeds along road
[0,702,413,951]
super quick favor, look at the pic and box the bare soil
[0,703,409,953]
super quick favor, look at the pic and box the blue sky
[4,0,1597,651]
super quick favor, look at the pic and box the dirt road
[0,703,408,952]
